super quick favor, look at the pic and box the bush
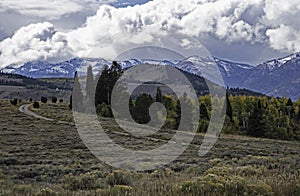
[62,171,104,190]
[235,165,266,177]
[33,101,40,108]
[59,99,63,103]
[179,173,274,196]
[37,187,57,196]
[41,96,47,103]
[51,96,57,103]
[110,185,133,195]
[106,170,132,186]
[96,103,113,117]
[13,184,34,195]
[29,98,33,102]
[10,98,18,105]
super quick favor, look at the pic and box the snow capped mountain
[256,52,300,71]
[1,52,300,100]
[214,58,254,76]
[244,52,300,100]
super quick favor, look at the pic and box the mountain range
[1,53,300,100]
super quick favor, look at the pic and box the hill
[1,53,299,100]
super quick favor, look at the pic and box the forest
[72,62,300,141]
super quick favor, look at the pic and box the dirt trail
[19,104,71,125]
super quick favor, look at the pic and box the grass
[29,102,74,122]
[1,99,300,195]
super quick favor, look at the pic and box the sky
[0,0,299,68]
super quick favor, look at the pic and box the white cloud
[0,0,116,19]
[0,22,71,67]
[266,25,300,52]
[0,0,300,67]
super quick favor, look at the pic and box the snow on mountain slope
[1,52,300,100]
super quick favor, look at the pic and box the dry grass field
[1,100,300,195]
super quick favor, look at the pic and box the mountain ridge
[1,52,300,100]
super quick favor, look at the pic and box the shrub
[29,98,33,102]
[51,96,57,103]
[96,103,113,117]
[110,185,133,195]
[13,184,34,195]
[41,96,48,103]
[10,98,18,105]
[106,170,132,186]
[59,99,63,103]
[37,187,57,196]
[33,101,40,108]
[235,165,266,177]
[179,173,274,196]
[62,171,104,190]
[205,165,232,177]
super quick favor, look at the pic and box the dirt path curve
[19,104,71,125]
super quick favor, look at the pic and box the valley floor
[0,100,300,195]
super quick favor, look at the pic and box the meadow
[1,100,300,195]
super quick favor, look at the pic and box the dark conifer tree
[226,93,233,122]
[72,71,84,111]
[95,62,123,106]
[86,65,94,101]
[95,65,110,105]
[174,99,181,129]
[286,98,295,118]
[248,99,265,137]
[156,87,162,102]
[132,94,154,124]
[200,103,209,120]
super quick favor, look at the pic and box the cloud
[266,25,300,52]
[0,0,300,67]
[0,0,116,19]
[0,22,71,67]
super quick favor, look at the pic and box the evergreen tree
[286,98,295,118]
[174,99,181,128]
[69,95,72,110]
[156,87,162,102]
[226,93,233,122]
[248,99,265,137]
[132,94,154,124]
[179,93,195,131]
[95,65,110,105]
[95,62,123,106]
[200,103,209,120]
[72,71,84,111]
[129,96,134,116]
[298,105,300,122]
[86,65,94,101]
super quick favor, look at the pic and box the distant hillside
[0,72,72,90]
[0,68,263,101]
[2,53,299,100]
[0,72,72,101]
[179,68,263,97]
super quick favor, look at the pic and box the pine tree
[174,99,181,128]
[298,105,300,122]
[95,62,123,106]
[286,98,295,118]
[129,96,134,116]
[95,65,110,105]
[86,65,94,101]
[200,103,209,120]
[226,93,233,122]
[156,87,162,102]
[132,94,154,124]
[248,99,265,137]
[72,71,84,111]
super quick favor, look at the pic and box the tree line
[71,61,300,141]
